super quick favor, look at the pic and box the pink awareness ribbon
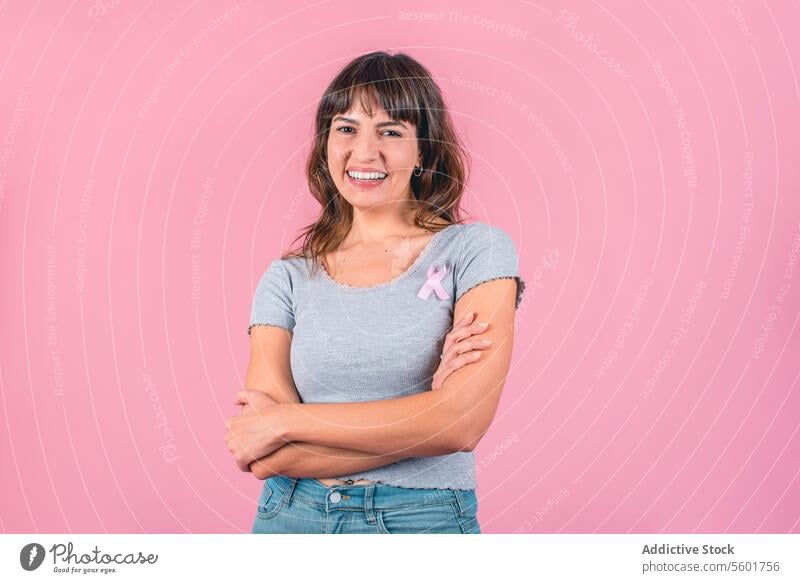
[417,262,451,300]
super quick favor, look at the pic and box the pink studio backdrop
[1,0,799,534]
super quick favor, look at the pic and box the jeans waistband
[269,475,475,517]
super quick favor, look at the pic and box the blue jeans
[251,475,481,534]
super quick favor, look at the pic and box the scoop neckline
[319,223,458,291]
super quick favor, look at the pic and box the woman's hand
[237,389,278,413]
[431,312,492,390]
[224,390,286,472]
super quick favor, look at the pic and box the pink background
[1,0,799,534]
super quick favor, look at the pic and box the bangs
[321,59,424,130]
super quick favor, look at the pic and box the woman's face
[326,97,421,214]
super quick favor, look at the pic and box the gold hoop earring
[413,166,423,177]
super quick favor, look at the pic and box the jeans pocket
[256,479,286,519]
[376,503,465,534]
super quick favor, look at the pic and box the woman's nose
[352,131,379,159]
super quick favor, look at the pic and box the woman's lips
[346,172,388,190]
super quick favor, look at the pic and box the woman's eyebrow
[333,116,408,129]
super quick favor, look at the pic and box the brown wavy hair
[281,50,471,275]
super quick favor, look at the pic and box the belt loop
[452,489,468,516]
[283,477,298,508]
[364,484,377,524]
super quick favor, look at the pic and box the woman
[224,50,525,534]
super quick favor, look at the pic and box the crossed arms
[237,277,519,480]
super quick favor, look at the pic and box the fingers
[442,313,490,355]
[432,350,483,390]
[433,343,491,388]
[441,312,474,353]
[234,389,277,408]
[441,336,493,364]
[450,350,483,369]
[454,337,493,355]
[432,316,493,390]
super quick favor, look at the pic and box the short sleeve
[454,223,526,309]
[248,259,296,335]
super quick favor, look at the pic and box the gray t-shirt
[248,221,525,490]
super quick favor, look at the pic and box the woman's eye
[334,126,400,137]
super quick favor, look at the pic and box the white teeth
[348,170,387,180]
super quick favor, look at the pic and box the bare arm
[250,442,407,480]
[272,278,519,456]
[244,325,407,479]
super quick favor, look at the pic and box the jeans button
[329,491,341,503]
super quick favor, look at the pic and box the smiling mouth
[346,170,388,182]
